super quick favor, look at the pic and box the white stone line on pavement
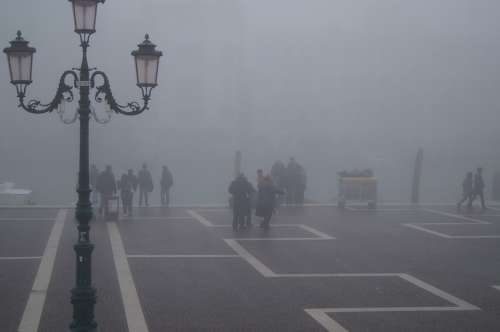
[203,224,304,228]
[404,221,500,239]
[323,306,470,313]
[399,273,479,310]
[305,309,349,332]
[191,207,482,332]
[403,224,452,238]
[186,210,214,227]
[210,223,335,240]
[305,273,479,332]
[297,224,336,239]
[235,237,332,241]
[191,208,229,213]
[0,217,54,221]
[127,254,239,258]
[474,214,500,217]
[423,208,490,224]
[18,209,67,332]
[275,273,400,278]
[450,235,500,239]
[107,222,149,332]
[492,285,500,291]
[120,216,193,221]
[0,205,73,209]
[224,239,276,277]
[346,208,419,212]
[0,256,42,260]
[401,209,500,239]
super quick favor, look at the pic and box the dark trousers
[244,208,252,227]
[121,190,133,215]
[161,187,170,206]
[260,213,272,229]
[99,193,111,217]
[232,209,245,230]
[139,188,149,206]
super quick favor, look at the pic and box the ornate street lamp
[4,1,162,331]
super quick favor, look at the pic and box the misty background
[1,0,499,205]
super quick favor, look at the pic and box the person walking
[271,160,286,206]
[256,169,264,186]
[229,173,255,231]
[96,165,116,218]
[457,172,473,210]
[472,167,486,210]
[160,165,173,207]
[296,164,307,205]
[255,175,284,229]
[120,169,137,216]
[138,163,153,207]
[90,164,99,204]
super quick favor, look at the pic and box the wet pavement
[2,204,500,331]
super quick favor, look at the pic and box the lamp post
[3,1,162,331]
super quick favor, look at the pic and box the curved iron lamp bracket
[17,70,78,114]
[90,71,150,116]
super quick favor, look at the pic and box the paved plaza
[1,204,500,331]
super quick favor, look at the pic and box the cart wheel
[338,200,346,209]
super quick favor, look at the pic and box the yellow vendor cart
[338,176,377,209]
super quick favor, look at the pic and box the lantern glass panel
[8,51,33,82]
[73,0,97,32]
[135,55,159,86]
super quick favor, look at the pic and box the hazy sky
[1,0,500,204]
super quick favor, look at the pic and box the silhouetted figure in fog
[472,167,486,210]
[138,163,153,207]
[256,175,284,229]
[296,164,307,204]
[160,165,173,207]
[90,164,99,204]
[271,161,286,206]
[96,165,116,217]
[120,169,137,216]
[285,157,301,204]
[457,172,473,210]
[257,169,264,186]
[229,174,255,231]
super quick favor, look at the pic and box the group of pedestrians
[229,160,306,231]
[270,157,307,205]
[90,163,173,217]
[457,167,486,210]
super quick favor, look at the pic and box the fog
[1,0,499,205]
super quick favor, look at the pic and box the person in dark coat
[229,173,255,231]
[120,169,137,216]
[97,165,117,217]
[90,164,100,204]
[457,172,473,210]
[160,165,174,207]
[296,164,307,205]
[471,167,486,210]
[271,161,286,206]
[138,163,153,207]
[256,175,284,229]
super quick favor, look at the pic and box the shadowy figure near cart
[256,175,284,229]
